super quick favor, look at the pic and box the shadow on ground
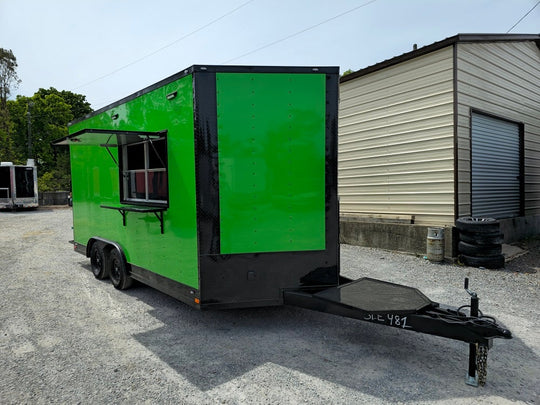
[121,284,537,403]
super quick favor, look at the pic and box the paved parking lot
[0,207,538,404]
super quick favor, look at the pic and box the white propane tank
[427,227,444,262]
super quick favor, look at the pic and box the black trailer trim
[130,264,200,308]
[193,71,221,255]
[72,241,87,256]
[53,128,167,146]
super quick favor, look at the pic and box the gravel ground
[0,207,538,404]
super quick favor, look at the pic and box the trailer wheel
[108,248,133,290]
[90,242,109,280]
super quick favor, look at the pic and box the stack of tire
[456,217,505,269]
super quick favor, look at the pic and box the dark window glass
[126,172,146,199]
[0,167,10,197]
[148,171,168,200]
[148,139,167,169]
[127,143,145,170]
[15,167,35,198]
[0,167,9,188]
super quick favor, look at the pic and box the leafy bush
[38,170,70,192]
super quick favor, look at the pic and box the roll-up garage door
[471,112,521,218]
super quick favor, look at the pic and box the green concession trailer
[56,65,339,308]
[55,65,510,386]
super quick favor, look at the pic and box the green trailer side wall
[69,75,199,289]
[216,73,326,254]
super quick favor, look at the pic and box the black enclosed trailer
[55,65,510,386]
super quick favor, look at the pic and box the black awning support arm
[100,135,118,167]
[144,133,167,168]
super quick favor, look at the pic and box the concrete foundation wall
[340,215,540,259]
[39,191,70,206]
[500,215,540,243]
[340,216,457,259]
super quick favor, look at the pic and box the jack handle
[464,277,478,300]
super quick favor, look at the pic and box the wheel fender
[86,237,128,265]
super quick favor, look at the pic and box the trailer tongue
[285,277,511,386]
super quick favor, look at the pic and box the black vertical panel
[325,72,340,269]
[193,71,221,255]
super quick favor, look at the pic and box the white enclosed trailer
[0,160,38,209]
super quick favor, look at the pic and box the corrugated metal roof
[340,33,540,84]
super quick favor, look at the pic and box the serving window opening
[120,136,168,206]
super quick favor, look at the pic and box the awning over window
[52,129,166,147]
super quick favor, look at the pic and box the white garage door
[471,112,521,218]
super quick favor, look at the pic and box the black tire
[90,242,109,280]
[456,217,499,233]
[108,248,133,290]
[458,241,502,257]
[459,254,505,269]
[459,231,504,245]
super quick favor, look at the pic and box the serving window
[120,136,168,206]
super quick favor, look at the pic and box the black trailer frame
[284,276,510,386]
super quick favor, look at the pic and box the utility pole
[27,101,33,158]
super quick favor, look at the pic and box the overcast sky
[1,0,538,110]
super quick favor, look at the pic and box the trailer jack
[463,277,494,387]
[283,277,511,386]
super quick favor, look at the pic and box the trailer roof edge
[69,65,340,127]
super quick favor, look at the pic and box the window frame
[119,135,169,207]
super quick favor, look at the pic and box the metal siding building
[340,47,455,226]
[339,34,540,255]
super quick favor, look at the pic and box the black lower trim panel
[130,265,201,309]
[72,241,87,256]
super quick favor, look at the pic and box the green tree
[8,89,92,191]
[34,87,91,120]
[0,48,22,162]
[341,69,354,77]
[0,48,92,190]
[0,48,21,108]
[0,106,16,161]
[7,95,30,162]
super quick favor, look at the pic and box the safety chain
[477,344,489,386]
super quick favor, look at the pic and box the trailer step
[313,277,433,315]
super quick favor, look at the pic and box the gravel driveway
[1,208,538,404]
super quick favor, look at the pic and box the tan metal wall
[456,41,540,216]
[338,47,455,225]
